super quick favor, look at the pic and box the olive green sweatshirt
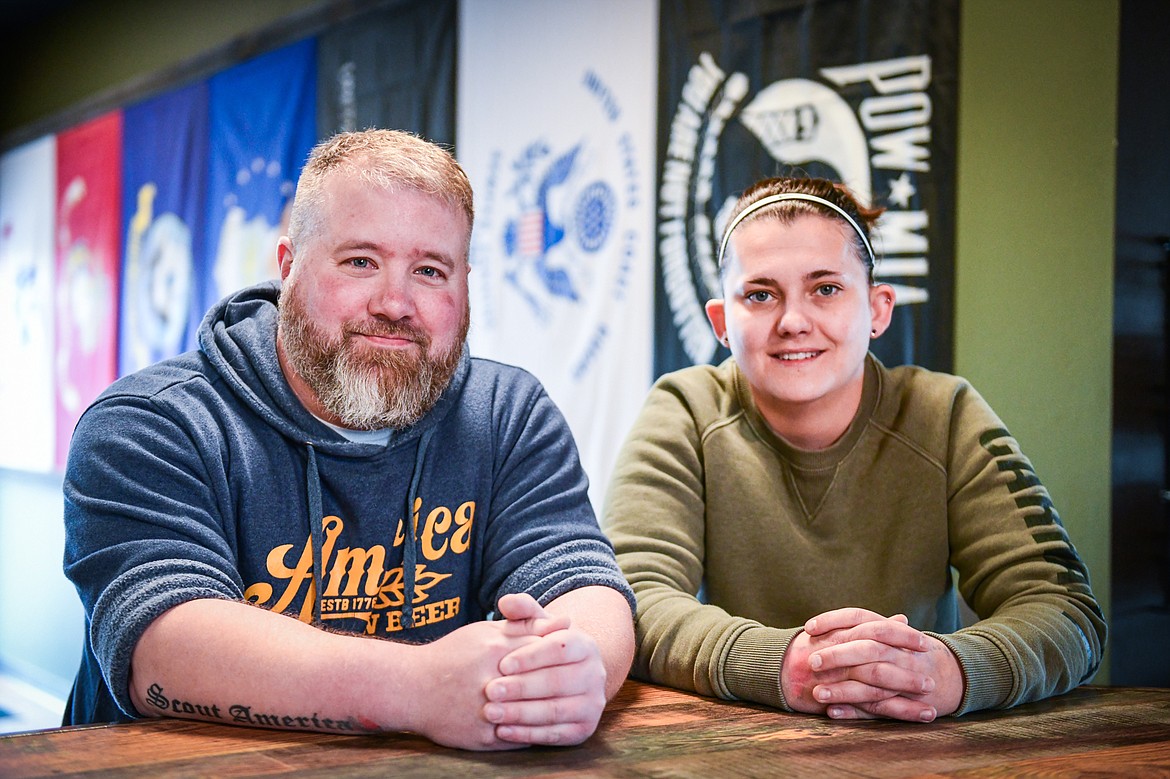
[604,355,1106,715]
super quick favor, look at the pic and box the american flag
[517,210,545,257]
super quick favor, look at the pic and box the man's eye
[417,266,445,278]
[349,257,372,269]
[815,284,839,296]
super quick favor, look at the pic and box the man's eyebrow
[417,249,457,269]
[334,240,384,253]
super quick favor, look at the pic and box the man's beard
[278,287,468,431]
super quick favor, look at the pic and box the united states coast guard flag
[458,0,659,512]
[0,137,56,472]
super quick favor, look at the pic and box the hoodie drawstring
[401,426,435,629]
[304,430,434,631]
[305,443,324,627]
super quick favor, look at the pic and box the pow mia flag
[654,0,960,375]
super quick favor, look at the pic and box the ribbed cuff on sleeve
[929,630,1014,715]
[722,625,802,710]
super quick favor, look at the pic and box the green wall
[955,0,1117,679]
[1,1,1120,687]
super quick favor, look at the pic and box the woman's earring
[870,329,877,337]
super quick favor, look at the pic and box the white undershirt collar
[313,414,393,446]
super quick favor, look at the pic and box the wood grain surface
[2,681,1169,777]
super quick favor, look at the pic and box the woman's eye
[746,290,771,303]
[349,257,372,269]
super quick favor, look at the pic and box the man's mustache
[344,321,430,347]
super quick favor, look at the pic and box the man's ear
[277,237,295,281]
[705,298,728,345]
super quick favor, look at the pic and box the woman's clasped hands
[780,607,964,722]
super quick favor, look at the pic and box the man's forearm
[128,592,631,748]
[129,599,412,734]
[130,597,570,750]
[545,585,635,699]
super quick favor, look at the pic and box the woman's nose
[776,301,812,336]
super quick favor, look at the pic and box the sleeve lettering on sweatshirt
[978,427,1095,592]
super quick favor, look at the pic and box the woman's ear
[705,299,728,346]
[868,283,896,338]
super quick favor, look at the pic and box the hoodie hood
[197,280,466,628]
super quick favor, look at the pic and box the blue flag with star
[204,37,317,320]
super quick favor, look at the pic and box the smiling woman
[703,180,894,450]
[603,175,1107,726]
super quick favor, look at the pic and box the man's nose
[368,275,416,320]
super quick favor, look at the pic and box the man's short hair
[287,129,474,252]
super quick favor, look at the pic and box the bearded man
[63,129,635,751]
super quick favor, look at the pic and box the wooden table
[3,681,1169,777]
